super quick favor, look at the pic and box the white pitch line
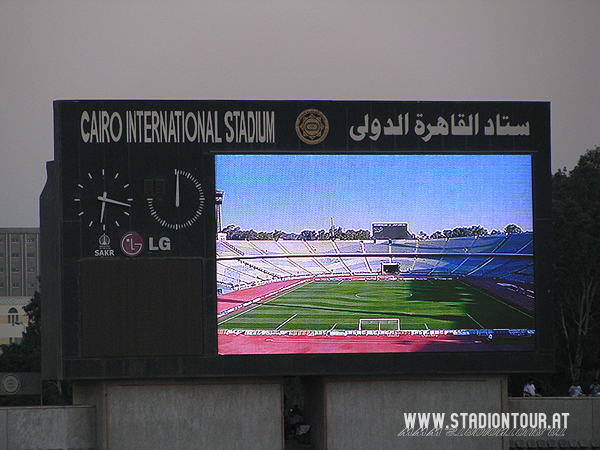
[276,314,298,330]
[466,313,484,329]
[456,279,534,319]
[218,281,311,325]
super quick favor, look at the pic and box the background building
[0,228,40,297]
[0,296,29,345]
[0,228,39,346]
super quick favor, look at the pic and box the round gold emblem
[295,109,329,145]
[2,374,20,394]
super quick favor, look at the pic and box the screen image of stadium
[216,154,535,355]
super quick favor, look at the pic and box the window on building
[8,307,19,325]
[11,252,19,258]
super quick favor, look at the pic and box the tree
[469,225,488,237]
[0,290,72,405]
[430,231,445,240]
[0,291,41,373]
[300,230,317,241]
[503,224,523,235]
[552,146,600,385]
[0,291,42,405]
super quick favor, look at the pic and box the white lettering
[247,111,255,143]
[126,111,135,142]
[151,111,160,143]
[90,111,99,142]
[101,111,110,143]
[185,111,197,142]
[224,110,275,144]
[149,237,171,251]
[450,413,459,429]
[81,111,123,143]
[224,111,234,142]
[168,112,177,142]
[81,111,90,142]
[198,111,222,143]
[110,112,122,142]
[238,111,247,142]
[159,237,171,251]
[144,111,152,143]
[122,109,273,144]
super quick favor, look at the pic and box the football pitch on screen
[217,279,534,332]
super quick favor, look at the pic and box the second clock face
[145,168,205,230]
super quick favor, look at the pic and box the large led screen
[216,153,535,355]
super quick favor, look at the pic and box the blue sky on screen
[216,154,532,235]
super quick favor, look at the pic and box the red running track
[217,279,308,314]
[218,332,534,354]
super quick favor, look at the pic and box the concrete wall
[508,396,600,441]
[73,379,283,450]
[0,405,95,450]
[325,375,509,450]
[3,377,597,450]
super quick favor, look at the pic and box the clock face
[64,136,211,259]
[145,168,205,230]
[74,169,133,232]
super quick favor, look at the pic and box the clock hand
[97,194,132,208]
[100,196,106,223]
[175,169,180,208]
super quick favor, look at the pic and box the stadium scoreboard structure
[372,223,411,240]
[41,100,552,380]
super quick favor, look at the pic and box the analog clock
[74,169,133,231]
[145,169,205,230]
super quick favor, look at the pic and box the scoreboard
[41,100,553,380]
[372,223,411,240]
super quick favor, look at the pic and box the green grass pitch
[217,279,535,332]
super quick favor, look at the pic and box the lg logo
[120,232,144,257]
[149,236,171,251]
[120,232,171,257]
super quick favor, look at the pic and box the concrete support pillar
[74,378,283,450]
[325,375,508,450]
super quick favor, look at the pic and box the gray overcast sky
[1,0,599,227]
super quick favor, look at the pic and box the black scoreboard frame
[41,100,553,380]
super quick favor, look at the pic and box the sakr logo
[95,233,115,257]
